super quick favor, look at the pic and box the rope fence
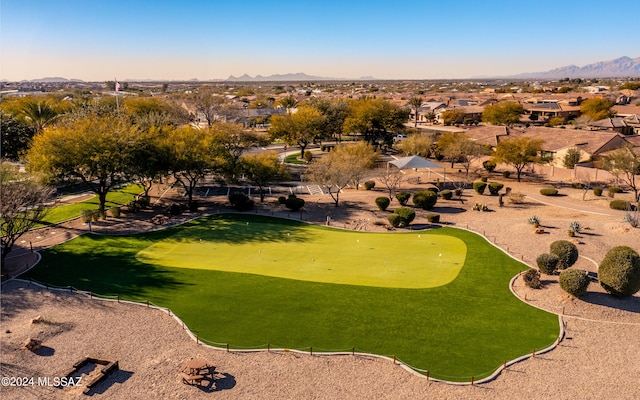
[14,276,563,385]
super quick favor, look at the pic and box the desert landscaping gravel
[1,179,639,399]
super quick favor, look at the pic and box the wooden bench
[180,372,204,385]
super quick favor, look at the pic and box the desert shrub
[364,180,375,190]
[80,210,94,223]
[413,190,437,210]
[472,203,489,211]
[598,246,640,298]
[502,171,511,178]
[570,182,585,189]
[137,196,151,208]
[473,181,487,195]
[387,214,402,228]
[507,191,525,204]
[395,191,411,206]
[610,199,631,210]
[375,196,390,211]
[528,215,540,226]
[454,188,464,197]
[483,159,496,172]
[608,186,623,194]
[559,269,590,297]
[593,187,603,196]
[568,221,582,234]
[488,182,504,195]
[480,176,488,183]
[440,189,453,200]
[167,203,183,215]
[284,194,305,211]
[536,253,559,275]
[94,210,104,221]
[540,188,559,196]
[523,269,542,289]
[426,213,440,223]
[388,207,415,227]
[278,196,287,204]
[109,206,121,218]
[303,151,313,162]
[229,192,254,211]
[549,240,579,270]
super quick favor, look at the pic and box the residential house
[587,117,634,135]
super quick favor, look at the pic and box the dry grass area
[1,177,640,399]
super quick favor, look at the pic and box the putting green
[136,217,466,289]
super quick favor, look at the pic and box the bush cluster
[472,203,489,211]
[363,180,375,190]
[609,199,631,210]
[387,207,415,228]
[536,253,559,275]
[483,160,496,172]
[395,192,411,206]
[375,196,390,211]
[284,194,305,211]
[540,188,559,196]
[488,182,504,195]
[549,240,579,270]
[413,190,437,210]
[523,269,542,289]
[599,246,640,298]
[440,189,453,200]
[229,192,254,211]
[426,213,440,223]
[502,171,511,178]
[559,269,590,297]
[472,181,487,195]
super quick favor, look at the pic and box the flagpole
[115,77,119,112]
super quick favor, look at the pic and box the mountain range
[226,72,352,81]
[509,56,640,79]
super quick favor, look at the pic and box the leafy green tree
[211,122,267,182]
[408,96,423,127]
[436,132,489,175]
[306,97,349,141]
[440,108,465,125]
[27,113,139,212]
[602,145,640,201]
[0,110,36,160]
[396,133,434,157]
[580,97,615,121]
[492,136,543,182]
[269,106,326,158]
[563,146,582,169]
[128,125,171,197]
[241,152,290,202]
[332,141,379,189]
[482,102,524,125]
[162,125,218,205]
[0,162,54,266]
[343,98,409,147]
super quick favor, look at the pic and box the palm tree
[277,95,298,114]
[18,98,60,133]
[408,96,423,128]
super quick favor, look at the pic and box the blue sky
[1,0,639,81]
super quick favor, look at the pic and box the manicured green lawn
[25,214,558,381]
[38,184,144,226]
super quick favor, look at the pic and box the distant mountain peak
[511,56,640,79]
[226,72,342,81]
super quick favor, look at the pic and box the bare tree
[1,162,54,267]
[378,167,404,200]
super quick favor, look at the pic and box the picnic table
[179,358,214,385]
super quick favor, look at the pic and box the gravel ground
[1,178,639,399]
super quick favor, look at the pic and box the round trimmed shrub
[472,181,487,195]
[502,170,511,178]
[559,269,590,297]
[608,186,623,194]
[609,199,631,210]
[536,253,559,275]
[303,151,313,162]
[388,207,415,227]
[523,269,541,289]
[440,189,453,200]
[285,194,305,211]
[549,240,579,270]
[413,190,437,210]
[395,191,411,206]
[488,182,504,195]
[375,196,390,211]
[483,159,496,172]
[387,214,402,228]
[593,187,603,196]
[229,192,254,211]
[599,246,640,298]
[426,213,440,223]
[540,188,559,196]
[364,180,375,190]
